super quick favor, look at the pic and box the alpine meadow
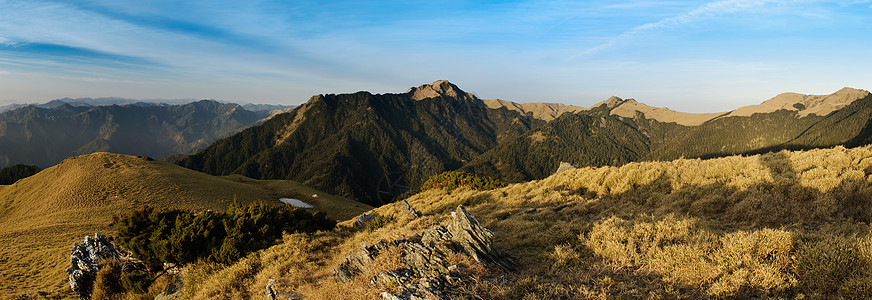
[2,1,872,299]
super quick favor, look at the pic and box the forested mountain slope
[467,88,872,182]
[179,81,542,205]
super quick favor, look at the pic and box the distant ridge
[481,87,871,126]
[0,100,275,168]
[464,86,872,182]
[482,99,584,121]
[723,87,871,118]
[483,95,720,126]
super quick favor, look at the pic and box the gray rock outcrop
[555,161,576,174]
[335,205,513,299]
[355,212,378,227]
[400,200,422,219]
[66,232,121,298]
[266,278,277,300]
[154,274,184,300]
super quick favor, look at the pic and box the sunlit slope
[192,145,872,299]
[0,152,368,294]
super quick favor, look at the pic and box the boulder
[354,212,378,227]
[400,200,422,219]
[266,278,277,300]
[66,233,121,298]
[335,205,513,299]
[555,161,576,174]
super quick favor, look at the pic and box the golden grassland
[181,145,872,299]
[0,153,369,296]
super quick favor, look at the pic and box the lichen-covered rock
[66,233,121,298]
[555,161,576,174]
[354,212,378,227]
[266,278,277,300]
[401,200,422,219]
[335,205,514,299]
[154,274,184,300]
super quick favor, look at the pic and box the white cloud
[568,0,802,60]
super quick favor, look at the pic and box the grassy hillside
[0,153,368,295]
[181,145,872,299]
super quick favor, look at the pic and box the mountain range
[0,100,293,168]
[177,80,872,205]
[5,81,872,297]
[466,87,872,181]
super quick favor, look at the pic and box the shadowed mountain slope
[179,81,543,206]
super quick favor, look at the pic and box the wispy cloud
[567,0,798,60]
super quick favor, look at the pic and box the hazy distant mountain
[0,97,295,113]
[179,80,542,205]
[0,100,273,168]
[241,103,296,112]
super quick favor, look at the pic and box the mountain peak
[727,87,871,118]
[406,80,477,101]
[604,97,723,126]
[591,96,626,109]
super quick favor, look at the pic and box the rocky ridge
[66,233,122,298]
[335,205,513,299]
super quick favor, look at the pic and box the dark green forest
[115,202,335,270]
[179,92,542,206]
[0,164,41,185]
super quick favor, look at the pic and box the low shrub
[364,215,395,233]
[120,269,151,294]
[421,171,505,192]
[0,164,41,185]
[115,202,336,269]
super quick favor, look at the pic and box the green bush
[420,171,505,192]
[115,202,336,269]
[364,215,395,233]
[120,269,152,294]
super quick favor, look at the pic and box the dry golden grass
[176,145,872,299]
[0,152,369,295]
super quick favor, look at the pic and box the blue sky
[1,0,871,112]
